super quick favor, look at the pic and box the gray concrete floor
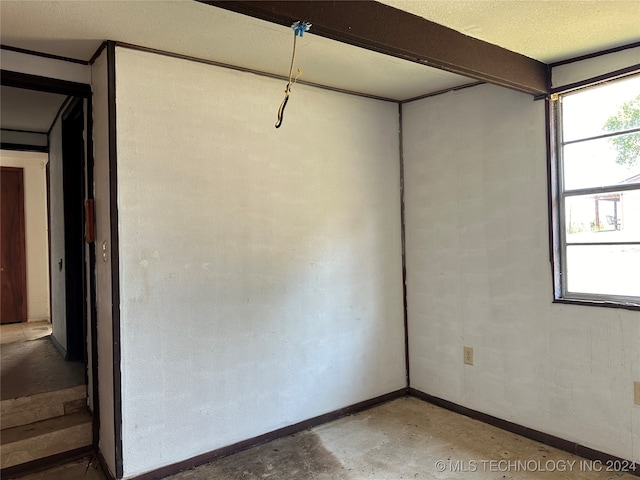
[0,321,52,344]
[14,397,637,480]
[0,321,85,400]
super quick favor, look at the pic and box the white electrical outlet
[634,381,640,406]
[464,346,474,366]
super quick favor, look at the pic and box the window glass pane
[566,245,640,297]
[557,73,640,303]
[563,134,640,190]
[564,191,640,244]
[562,75,640,142]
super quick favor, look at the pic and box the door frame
[0,69,99,450]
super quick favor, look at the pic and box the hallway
[1,321,84,399]
[1,321,91,471]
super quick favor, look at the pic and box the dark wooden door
[1,167,27,324]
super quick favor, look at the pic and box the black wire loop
[275,92,289,129]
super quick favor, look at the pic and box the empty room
[0,1,638,479]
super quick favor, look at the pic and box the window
[552,73,640,307]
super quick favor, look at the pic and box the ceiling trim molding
[0,127,47,135]
[201,0,549,95]
[110,41,398,103]
[89,41,108,66]
[548,64,640,95]
[0,143,48,153]
[548,41,640,68]
[0,70,91,97]
[0,44,88,65]
[401,81,484,104]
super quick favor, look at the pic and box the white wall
[48,118,67,351]
[0,130,48,149]
[91,49,116,477]
[1,49,91,84]
[403,83,640,463]
[114,47,405,478]
[551,45,640,89]
[0,150,50,321]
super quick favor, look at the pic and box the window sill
[553,297,640,311]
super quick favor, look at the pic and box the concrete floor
[13,397,637,480]
[0,321,52,345]
[0,321,85,400]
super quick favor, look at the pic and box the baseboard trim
[0,445,93,479]
[49,334,67,360]
[132,388,407,480]
[6,390,634,479]
[408,388,639,477]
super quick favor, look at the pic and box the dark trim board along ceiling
[201,0,550,95]
[1,70,91,97]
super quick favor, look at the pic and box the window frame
[549,72,640,310]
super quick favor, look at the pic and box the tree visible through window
[554,73,640,305]
[603,94,640,168]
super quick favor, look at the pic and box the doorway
[59,98,88,362]
[0,72,97,472]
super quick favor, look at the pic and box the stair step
[1,385,86,430]
[1,411,92,469]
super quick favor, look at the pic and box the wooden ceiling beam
[200,0,549,95]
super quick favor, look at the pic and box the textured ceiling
[379,0,640,63]
[0,86,67,132]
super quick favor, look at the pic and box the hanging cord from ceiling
[275,21,311,129]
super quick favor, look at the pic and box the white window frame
[550,72,640,309]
